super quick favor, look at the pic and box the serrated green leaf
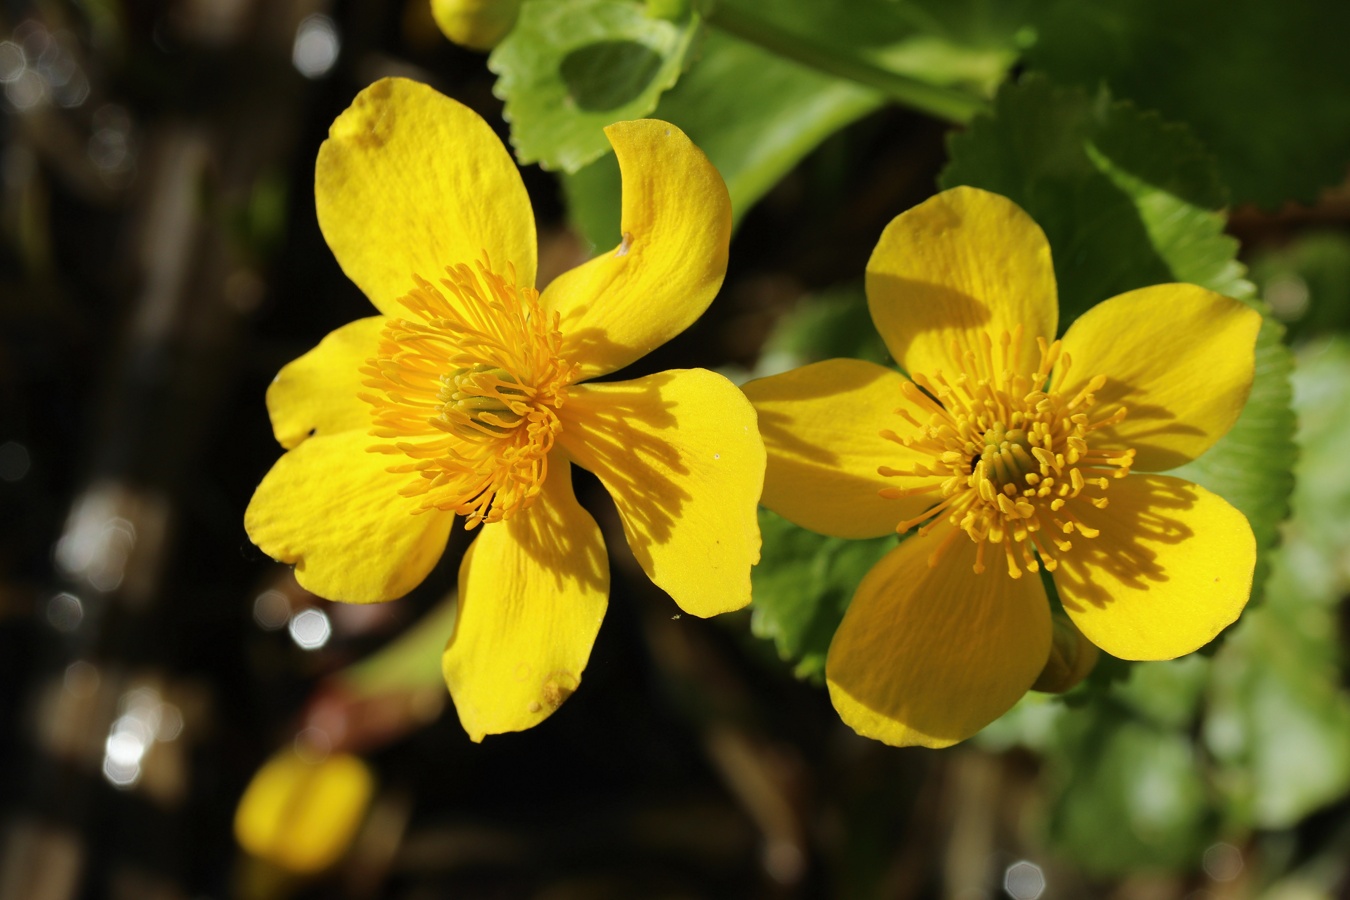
[562,27,883,250]
[1024,0,1350,207]
[749,508,894,682]
[490,0,702,172]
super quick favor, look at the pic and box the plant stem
[707,4,989,125]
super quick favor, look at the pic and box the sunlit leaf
[490,0,702,171]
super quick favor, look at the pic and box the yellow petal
[316,77,536,317]
[234,749,374,874]
[431,0,521,50]
[866,186,1057,379]
[539,120,731,380]
[826,523,1051,748]
[267,317,383,449]
[1054,474,1255,661]
[245,432,454,603]
[1056,284,1262,471]
[742,358,943,539]
[443,463,608,741]
[557,369,763,617]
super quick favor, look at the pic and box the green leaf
[942,76,1253,321]
[563,27,883,251]
[943,76,1293,603]
[490,0,702,172]
[749,508,894,683]
[1042,704,1215,874]
[1024,0,1350,207]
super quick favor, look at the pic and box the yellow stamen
[881,331,1134,574]
[361,256,578,528]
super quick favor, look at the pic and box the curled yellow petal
[866,186,1056,379]
[1056,284,1262,471]
[443,463,609,741]
[558,369,763,617]
[1053,474,1255,661]
[316,77,536,316]
[540,119,731,380]
[826,523,1051,748]
[245,432,455,603]
[234,749,374,874]
[743,358,944,540]
[267,317,383,449]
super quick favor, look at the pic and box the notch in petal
[316,77,537,317]
[267,317,384,449]
[245,431,455,603]
[540,119,732,380]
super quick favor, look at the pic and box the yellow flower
[245,78,764,741]
[743,186,1261,749]
[234,749,374,874]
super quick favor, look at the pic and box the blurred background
[2,0,1349,898]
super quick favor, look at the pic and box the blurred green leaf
[1043,704,1215,873]
[490,0,702,171]
[339,598,457,697]
[563,28,883,250]
[1025,0,1350,207]
[759,282,889,371]
[1249,232,1350,341]
[942,76,1253,322]
[749,508,894,683]
[1203,338,1350,829]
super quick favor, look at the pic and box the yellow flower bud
[431,0,522,51]
[234,749,375,874]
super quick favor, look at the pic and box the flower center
[361,256,578,528]
[879,327,1135,578]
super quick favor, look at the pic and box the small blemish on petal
[541,670,579,709]
[527,701,542,714]
[615,231,633,257]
